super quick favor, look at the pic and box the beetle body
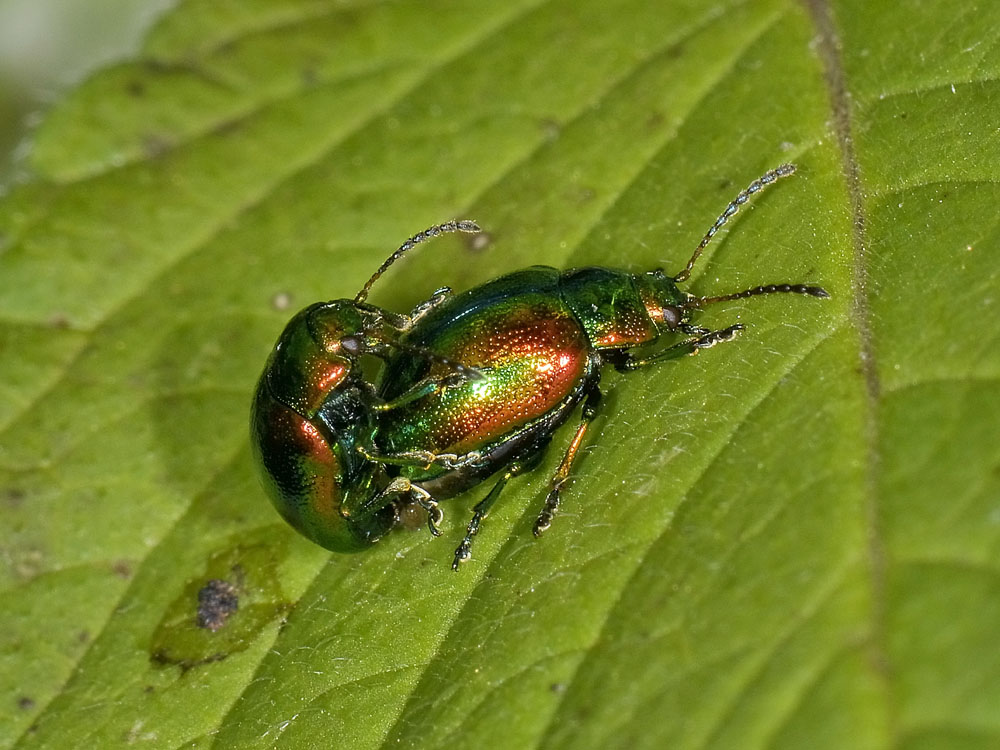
[250,221,484,552]
[253,166,829,568]
[376,265,686,496]
[374,165,828,568]
[252,301,393,551]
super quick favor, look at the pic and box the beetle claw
[694,324,744,349]
[452,543,471,571]
[421,501,443,537]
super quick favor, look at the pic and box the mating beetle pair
[251,165,828,569]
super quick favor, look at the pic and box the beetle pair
[251,165,828,569]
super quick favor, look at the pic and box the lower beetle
[375,165,829,568]
[250,221,485,552]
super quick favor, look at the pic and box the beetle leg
[452,478,508,570]
[406,286,453,325]
[356,443,484,471]
[407,484,444,537]
[614,324,744,371]
[533,384,602,536]
[353,301,410,330]
[679,322,710,336]
[429,451,486,470]
[370,374,470,413]
[453,448,548,570]
[358,477,444,537]
[368,343,484,388]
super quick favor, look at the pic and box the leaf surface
[1,1,998,748]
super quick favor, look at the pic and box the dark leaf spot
[2,487,25,508]
[112,560,133,579]
[196,579,239,632]
[141,134,173,160]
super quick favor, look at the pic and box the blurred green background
[0,0,175,186]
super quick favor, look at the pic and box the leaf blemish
[149,543,290,671]
[196,578,240,632]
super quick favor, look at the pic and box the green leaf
[2,0,998,748]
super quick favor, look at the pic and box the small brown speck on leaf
[196,579,239,631]
[112,560,133,579]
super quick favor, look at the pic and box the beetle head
[634,269,692,332]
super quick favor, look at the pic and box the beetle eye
[662,306,683,329]
[341,335,362,354]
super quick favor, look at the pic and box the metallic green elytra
[250,221,485,552]
[376,164,830,568]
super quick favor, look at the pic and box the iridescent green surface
[377,265,681,493]
[382,268,587,458]
[250,301,394,552]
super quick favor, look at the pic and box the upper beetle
[375,165,829,568]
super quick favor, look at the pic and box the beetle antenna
[685,283,830,309]
[384,339,485,382]
[673,164,797,283]
[355,220,482,303]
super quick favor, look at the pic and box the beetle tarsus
[533,484,562,536]
[408,287,453,323]
[452,542,471,570]
[409,487,443,537]
[434,450,485,470]
[679,322,710,336]
[693,324,744,349]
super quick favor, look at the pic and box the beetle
[250,220,487,552]
[375,164,829,568]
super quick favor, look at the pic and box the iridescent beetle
[375,165,829,568]
[250,221,486,552]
